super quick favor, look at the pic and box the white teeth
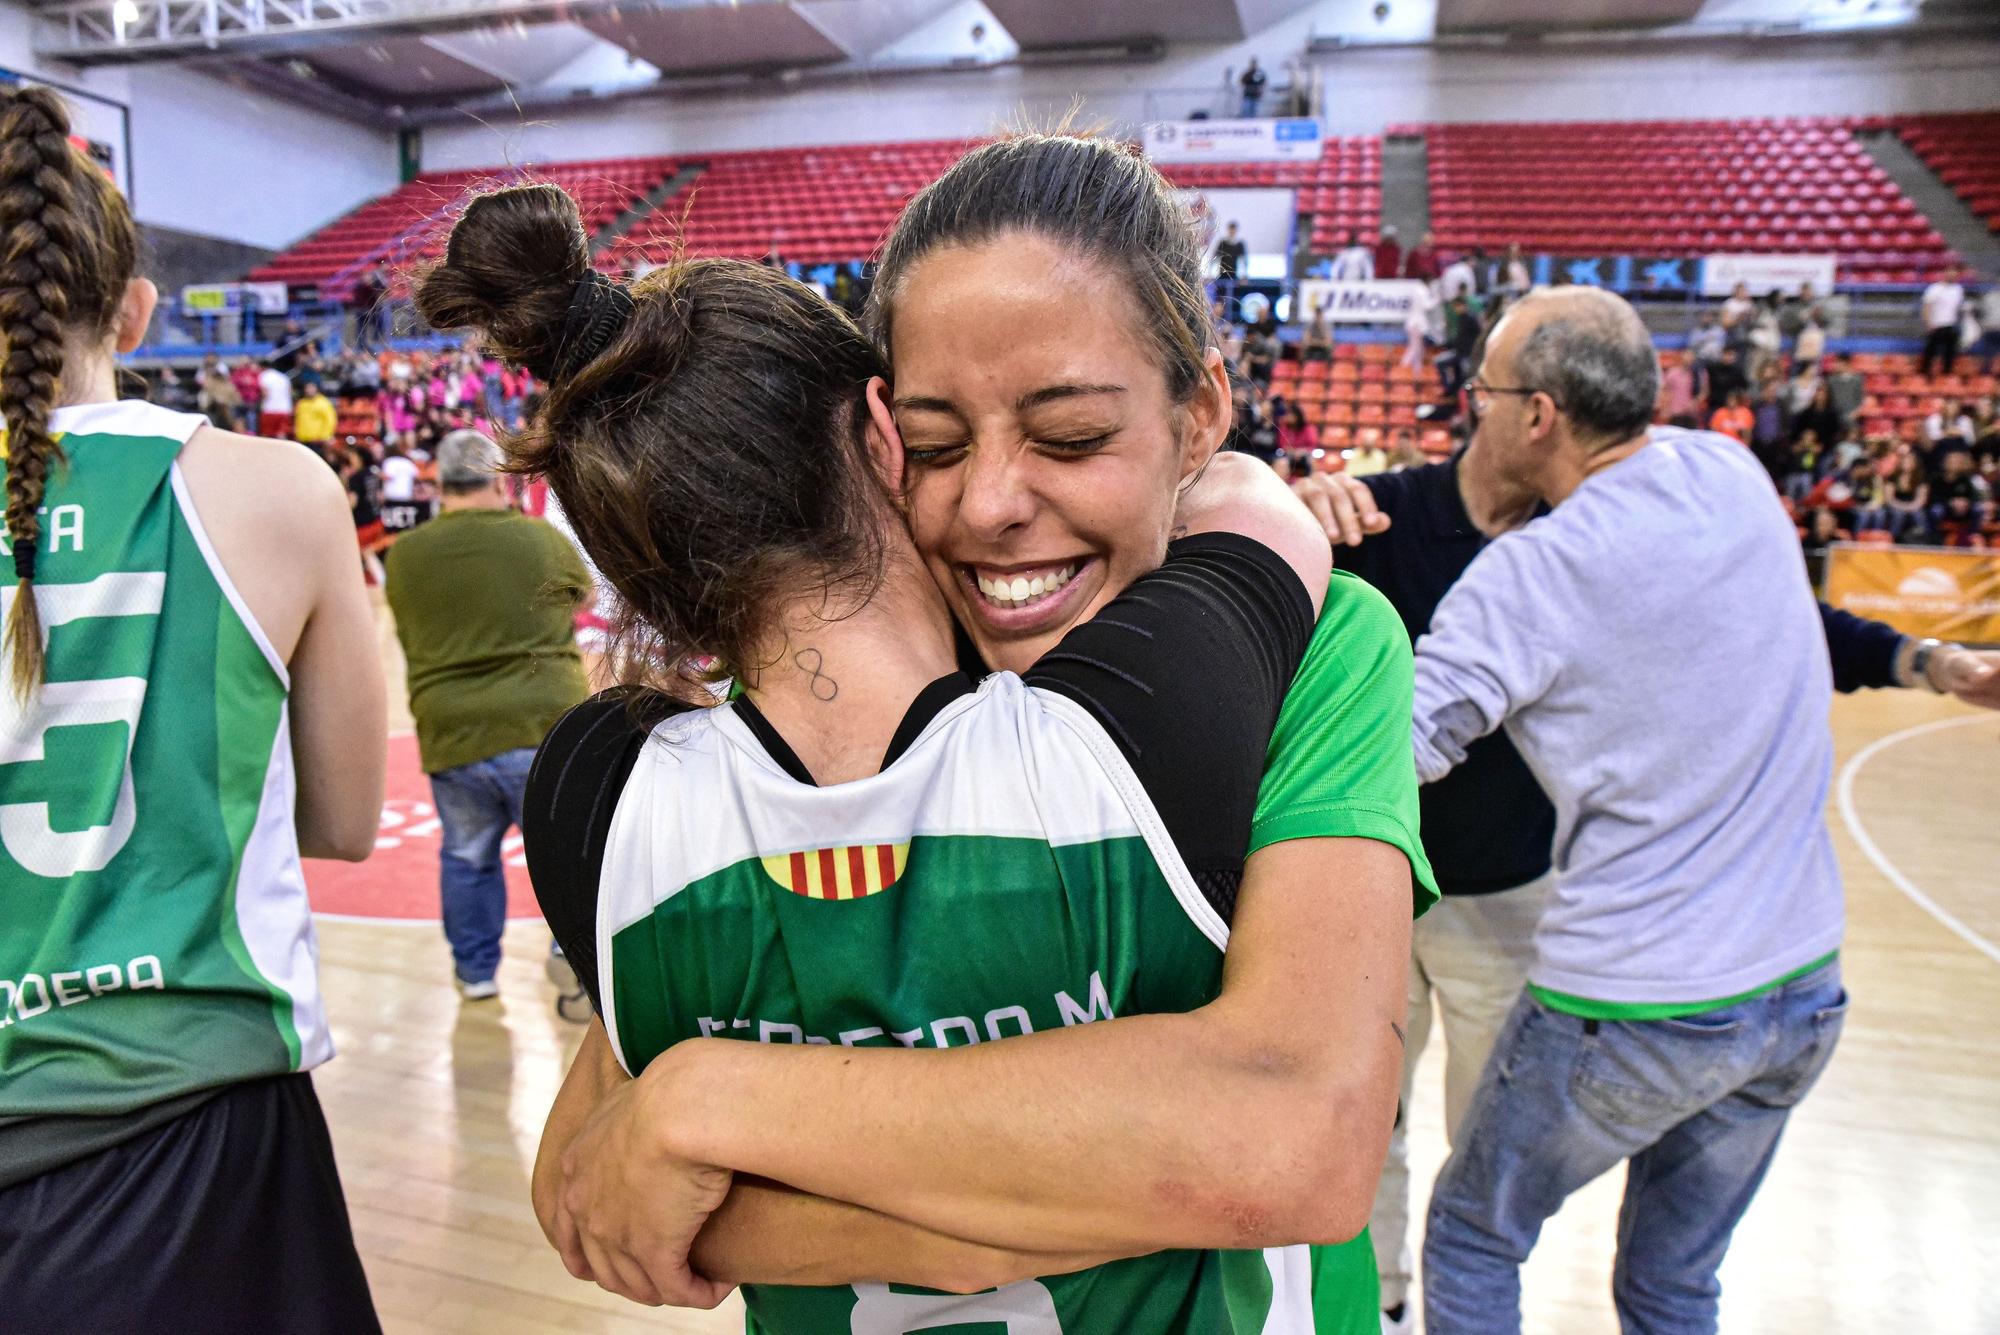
[972,563,1078,610]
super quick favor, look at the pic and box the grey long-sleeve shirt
[1412,428,1844,1006]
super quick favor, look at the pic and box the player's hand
[1931,647,2000,710]
[1290,472,1389,547]
[553,1071,737,1309]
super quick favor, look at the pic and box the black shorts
[0,1073,381,1334]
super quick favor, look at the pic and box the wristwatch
[1909,637,1957,694]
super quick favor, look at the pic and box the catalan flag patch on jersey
[760,843,910,901]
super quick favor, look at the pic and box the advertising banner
[1822,544,2000,644]
[1143,117,1322,164]
[1700,253,1837,298]
[181,282,291,315]
[1294,278,1430,325]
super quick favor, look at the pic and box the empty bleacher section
[607,140,978,270]
[1893,112,2000,237]
[1420,118,1952,283]
[250,157,676,299]
[1266,341,1450,454]
[1157,136,1382,254]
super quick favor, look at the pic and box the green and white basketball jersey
[598,674,1318,1335]
[0,400,329,1118]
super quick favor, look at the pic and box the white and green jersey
[527,539,1437,1335]
[1,400,329,1123]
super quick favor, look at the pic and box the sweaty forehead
[888,233,1160,405]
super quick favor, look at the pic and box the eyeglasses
[1465,378,1545,416]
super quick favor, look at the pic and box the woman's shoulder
[1297,571,1409,671]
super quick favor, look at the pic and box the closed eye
[1036,434,1113,456]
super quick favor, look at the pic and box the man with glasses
[1289,287,1999,1335]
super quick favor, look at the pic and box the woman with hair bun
[433,137,1431,1335]
[0,87,385,1330]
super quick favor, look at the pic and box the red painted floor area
[305,734,542,922]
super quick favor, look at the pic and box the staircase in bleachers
[249,157,678,299]
[1891,113,2000,244]
[1421,117,1954,283]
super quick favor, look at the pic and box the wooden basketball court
[318,610,2000,1334]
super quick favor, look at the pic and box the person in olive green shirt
[385,429,590,999]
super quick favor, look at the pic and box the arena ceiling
[26,0,1985,123]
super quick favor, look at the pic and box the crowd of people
[1668,276,1999,567]
[11,77,2000,1335]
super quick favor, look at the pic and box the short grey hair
[436,429,502,490]
[1511,290,1660,447]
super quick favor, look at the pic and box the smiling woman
[428,137,1435,1335]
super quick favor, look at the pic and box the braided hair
[0,86,139,697]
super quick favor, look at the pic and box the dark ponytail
[414,184,890,694]
[0,86,139,699]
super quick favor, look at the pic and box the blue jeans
[1423,961,1847,1335]
[428,747,536,983]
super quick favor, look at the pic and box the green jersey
[530,544,1435,1335]
[1,401,329,1121]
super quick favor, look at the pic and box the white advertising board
[1700,254,1837,297]
[1144,118,1322,164]
[1294,279,1430,324]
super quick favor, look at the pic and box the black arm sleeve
[522,691,691,1015]
[1820,600,1904,694]
[1024,531,1315,923]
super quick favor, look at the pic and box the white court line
[1835,712,2000,968]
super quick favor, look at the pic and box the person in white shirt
[1793,314,1825,369]
[1330,235,1375,282]
[1500,243,1531,297]
[1439,255,1477,303]
[1920,269,1966,376]
[379,449,422,503]
[256,362,294,439]
[1924,397,1975,447]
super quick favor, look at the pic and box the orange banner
[1823,544,2000,644]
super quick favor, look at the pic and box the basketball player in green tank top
[425,136,1434,1334]
[0,88,386,1330]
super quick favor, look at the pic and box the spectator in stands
[1210,297,1244,365]
[1239,57,1267,116]
[271,316,309,373]
[351,265,387,351]
[1404,230,1440,283]
[1824,352,1864,433]
[1243,324,1280,388]
[1792,381,1843,452]
[1746,293,1783,383]
[1277,402,1318,460]
[1932,448,1993,541]
[1750,381,1790,472]
[1402,285,1435,373]
[1793,312,1825,371]
[1977,283,2000,359]
[1920,267,1967,377]
[1704,346,1749,415]
[1331,233,1375,281]
[1346,433,1389,478]
[257,359,295,440]
[1781,429,1835,505]
[1882,451,1931,541]
[1719,281,1755,340]
[1212,220,1247,307]
[1926,396,1975,447]
[1687,311,1725,367]
[1660,356,1702,429]
[199,355,245,431]
[1387,428,1425,472]
[1499,243,1531,298]
[293,381,338,458]
[1301,303,1333,362]
[1847,460,1894,536]
[1439,251,1477,304]
[384,430,591,999]
[380,445,422,507]
[1799,507,1847,587]
[1374,226,1403,280]
[229,358,264,428]
[1436,294,1478,400]
[1709,388,1754,444]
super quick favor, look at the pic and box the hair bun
[415,183,590,381]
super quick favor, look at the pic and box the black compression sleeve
[522,691,682,1015]
[1024,532,1315,922]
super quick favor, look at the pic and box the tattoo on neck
[794,648,838,701]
